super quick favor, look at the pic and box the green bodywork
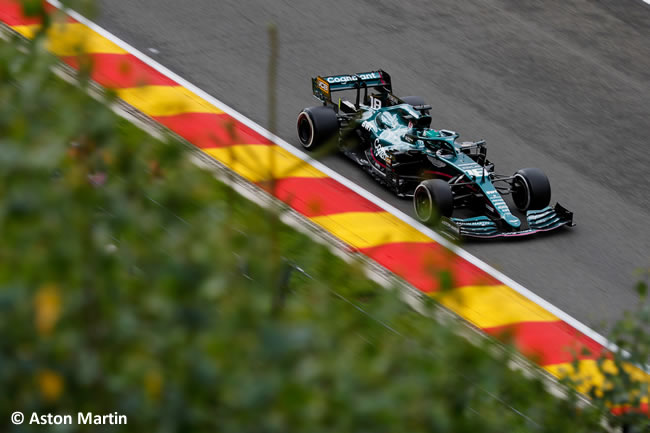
[304,70,573,238]
[358,104,522,229]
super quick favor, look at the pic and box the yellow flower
[38,370,64,402]
[34,284,61,335]
[145,369,163,400]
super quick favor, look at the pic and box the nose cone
[504,214,521,228]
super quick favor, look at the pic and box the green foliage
[578,280,650,433]
[0,5,610,432]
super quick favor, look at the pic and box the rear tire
[413,179,453,224]
[511,167,551,211]
[296,106,339,150]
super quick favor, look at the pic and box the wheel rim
[512,174,530,211]
[297,113,314,147]
[414,185,433,222]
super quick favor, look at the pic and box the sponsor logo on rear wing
[311,70,392,102]
[312,76,330,101]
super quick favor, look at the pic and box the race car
[296,70,574,239]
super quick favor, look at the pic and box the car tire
[511,167,551,211]
[413,179,454,224]
[296,106,339,150]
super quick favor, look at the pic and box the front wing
[440,203,574,239]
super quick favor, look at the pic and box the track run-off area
[1,0,648,409]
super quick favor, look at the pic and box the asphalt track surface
[95,0,649,332]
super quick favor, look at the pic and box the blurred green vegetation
[575,281,650,432]
[0,1,646,432]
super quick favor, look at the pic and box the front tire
[296,106,339,150]
[413,179,453,224]
[511,167,551,211]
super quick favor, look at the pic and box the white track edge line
[47,0,618,354]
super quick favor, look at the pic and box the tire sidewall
[413,179,453,223]
[414,183,434,222]
[513,173,532,211]
[296,106,338,150]
[297,111,315,148]
[513,168,551,211]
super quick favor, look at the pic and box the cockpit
[404,112,432,130]
[376,105,433,131]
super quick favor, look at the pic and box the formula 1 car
[296,70,574,239]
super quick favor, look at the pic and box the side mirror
[478,145,487,165]
[440,129,458,137]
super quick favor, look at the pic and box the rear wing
[312,70,392,104]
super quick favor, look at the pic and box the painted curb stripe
[62,53,178,88]
[436,284,559,328]
[484,321,604,366]
[12,22,127,55]
[116,85,223,117]
[153,112,271,148]
[360,242,499,292]
[310,211,433,250]
[272,177,384,217]
[0,1,63,25]
[204,145,327,183]
[4,0,648,404]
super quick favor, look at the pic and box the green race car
[296,70,574,239]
